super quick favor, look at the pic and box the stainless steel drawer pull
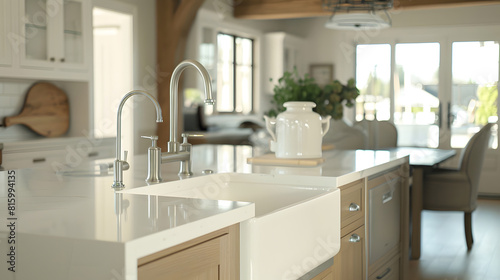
[382,191,393,204]
[349,234,361,243]
[376,268,391,279]
[349,203,360,212]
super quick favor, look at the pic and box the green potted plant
[267,69,359,120]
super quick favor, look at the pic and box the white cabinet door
[19,0,90,71]
[0,0,13,66]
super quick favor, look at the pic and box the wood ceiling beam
[233,0,500,19]
[234,0,330,20]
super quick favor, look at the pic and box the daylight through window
[216,33,254,114]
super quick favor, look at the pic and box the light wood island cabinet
[332,179,365,280]
[331,164,409,280]
[138,224,239,280]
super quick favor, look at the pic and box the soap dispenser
[141,135,162,183]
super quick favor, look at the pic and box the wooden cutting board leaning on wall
[2,82,70,137]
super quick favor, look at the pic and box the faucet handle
[141,135,158,140]
[141,135,159,147]
[181,133,203,144]
[123,150,128,162]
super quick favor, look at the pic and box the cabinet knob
[349,233,361,243]
[50,57,55,62]
[349,203,360,212]
[349,234,361,243]
[60,58,65,63]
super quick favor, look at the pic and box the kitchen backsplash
[0,79,41,141]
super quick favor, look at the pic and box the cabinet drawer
[332,225,365,280]
[138,224,239,280]
[340,180,364,227]
[369,256,399,280]
[138,235,225,280]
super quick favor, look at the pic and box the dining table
[386,147,457,260]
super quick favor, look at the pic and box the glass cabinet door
[22,0,51,65]
[0,0,12,66]
[63,0,83,64]
[0,0,12,65]
[20,0,86,68]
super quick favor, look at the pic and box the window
[394,42,441,148]
[355,44,391,121]
[451,41,498,149]
[355,41,498,149]
[216,33,254,114]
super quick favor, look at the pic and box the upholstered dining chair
[422,123,493,250]
[354,119,398,149]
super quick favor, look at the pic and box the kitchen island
[0,144,409,280]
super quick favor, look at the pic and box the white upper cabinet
[19,0,90,71]
[0,0,13,66]
[0,0,92,80]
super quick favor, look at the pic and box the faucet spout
[112,90,163,189]
[168,59,214,153]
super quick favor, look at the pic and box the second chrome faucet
[157,59,214,181]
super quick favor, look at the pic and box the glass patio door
[393,43,441,148]
[356,41,498,149]
[450,41,498,149]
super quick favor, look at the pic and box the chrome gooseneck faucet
[157,60,214,178]
[167,59,214,153]
[112,90,163,189]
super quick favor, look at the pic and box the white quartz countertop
[0,150,256,280]
[189,145,409,185]
[0,144,408,280]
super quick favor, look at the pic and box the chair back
[459,123,493,193]
[323,120,365,149]
[354,120,398,149]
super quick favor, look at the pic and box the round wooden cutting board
[3,82,70,137]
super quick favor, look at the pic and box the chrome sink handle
[178,133,204,177]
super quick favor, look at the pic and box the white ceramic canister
[264,101,331,158]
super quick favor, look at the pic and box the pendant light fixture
[322,0,393,30]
